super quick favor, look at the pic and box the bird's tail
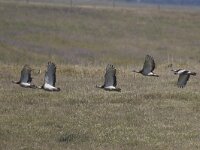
[152,74,159,77]
[190,72,197,76]
[114,88,121,92]
[54,87,61,92]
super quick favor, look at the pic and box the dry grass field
[0,1,200,149]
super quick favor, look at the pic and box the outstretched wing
[104,64,117,87]
[142,55,156,74]
[20,65,32,83]
[177,73,190,88]
[44,62,56,86]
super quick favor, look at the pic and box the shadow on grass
[58,132,89,144]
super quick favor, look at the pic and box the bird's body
[96,64,121,92]
[133,55,159,77]
[12,65,36,88]
[171,69,196,88]
[38,62,60,91]
[171,69,186,75]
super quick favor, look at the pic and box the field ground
[0,1,200,149]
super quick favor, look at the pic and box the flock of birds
[12,55,197,92]
[12,62,60,91]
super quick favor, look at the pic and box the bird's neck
[96,85,104,89]
[12,81,20,84]
[133,70,141,73]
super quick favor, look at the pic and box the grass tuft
[0,1,200,150]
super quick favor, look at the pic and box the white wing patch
[177,69,186,74]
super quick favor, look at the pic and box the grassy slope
[0,2,200,150]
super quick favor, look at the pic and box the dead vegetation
[0,1,200,150]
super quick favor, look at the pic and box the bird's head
[171,69,178,75]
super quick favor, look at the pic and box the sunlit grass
[0,2,200,150]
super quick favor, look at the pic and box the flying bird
[12,65,36,88]
[96,64,121,92]
[38,62,60,91]
[171,69,196,88]
[132,55,159,77]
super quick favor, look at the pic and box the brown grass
[0,1,200,150]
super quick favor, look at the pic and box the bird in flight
[171,69,196,88]
[38,62,60,91]
[96,64,121,92]
[12,65,37,88]
[132,55,159,77]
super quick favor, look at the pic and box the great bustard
[38,62,60,91]
[12,65,36,88]
[133,55,159,77]
[171,69,196,88]
[96,64,121,92]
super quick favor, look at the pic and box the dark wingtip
[178,85,185,88]
[146,54,151,57]
[146,54,153,59]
